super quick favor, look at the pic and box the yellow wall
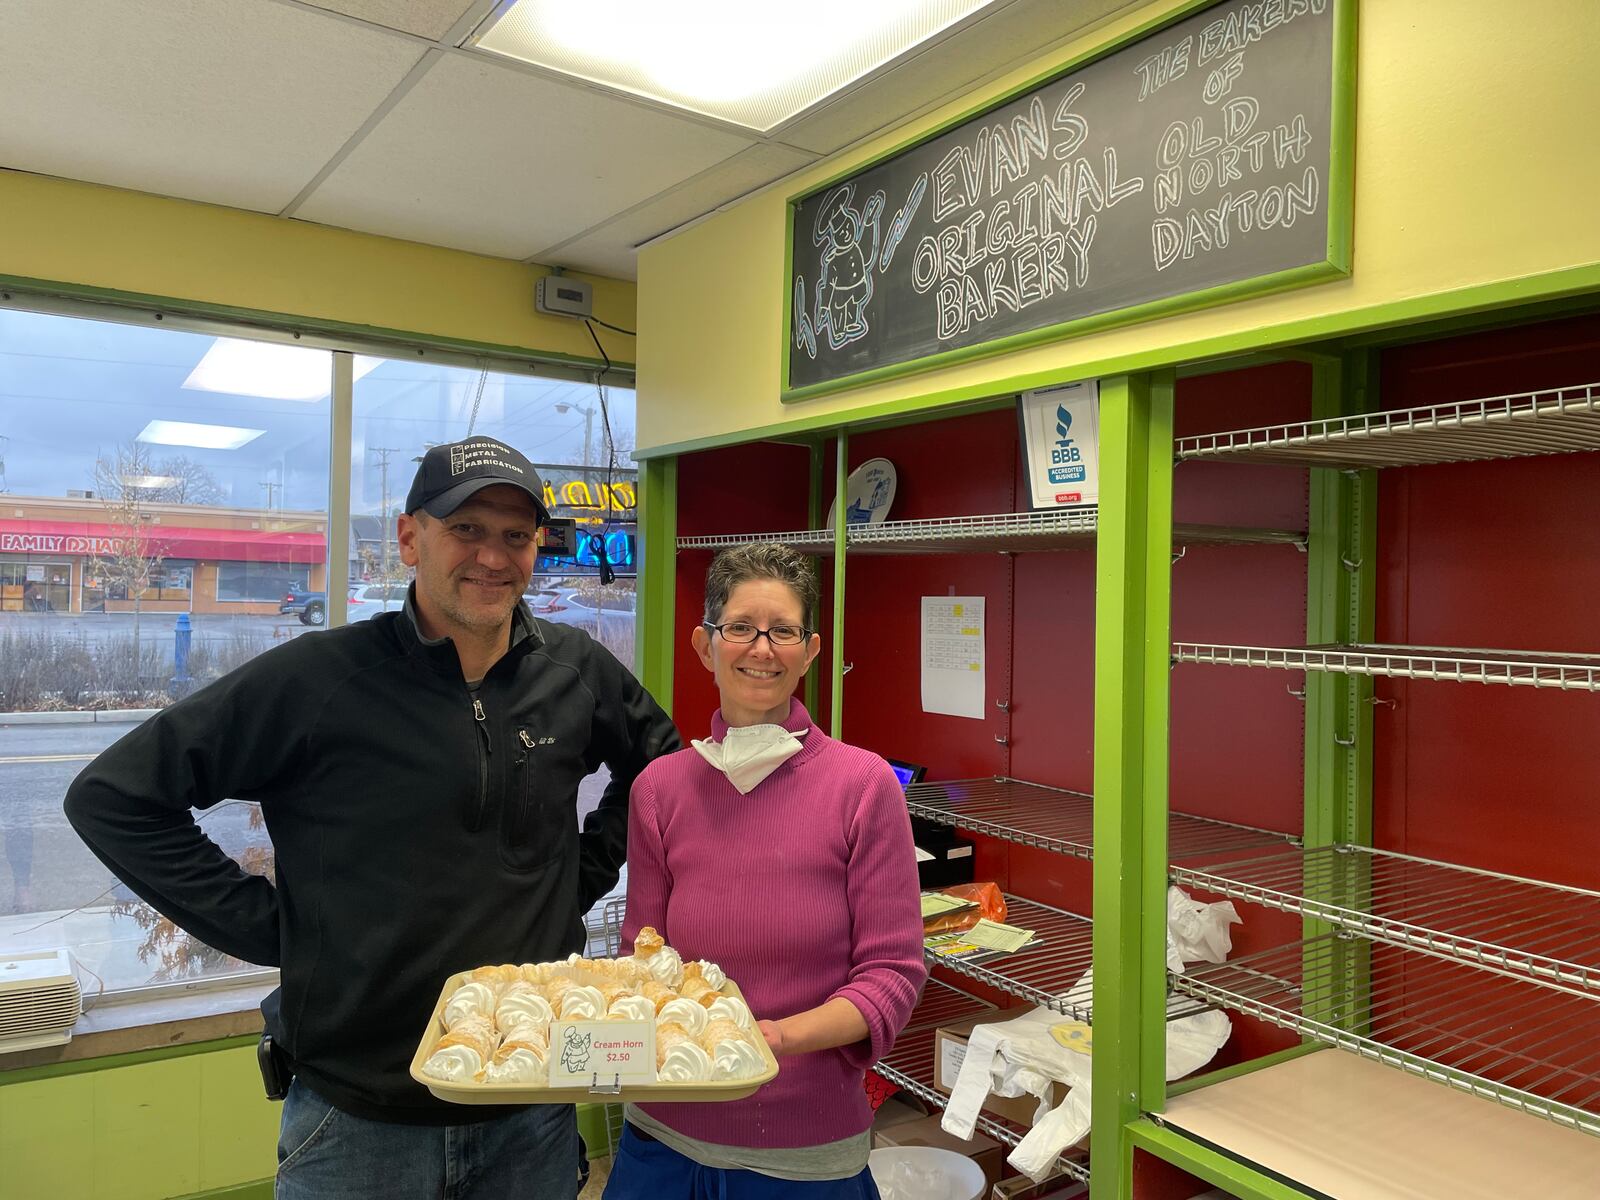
[636,0,1600,454]
[0,170,635,364]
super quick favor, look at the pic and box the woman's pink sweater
[623,699,927,1147]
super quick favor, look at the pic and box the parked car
[280,587,329,626]
[347,584,406,622]
[524,587,568,614]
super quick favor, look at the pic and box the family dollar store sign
[784,0,1352,398]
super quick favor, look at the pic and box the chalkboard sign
[785,0,1353,398]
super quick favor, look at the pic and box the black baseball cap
[405,437,550,523]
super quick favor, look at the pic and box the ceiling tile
[298,0,479,40]
[534,143,817,279]
[295,52,756,259]
[781,0,1137,155]
[0,0,427,214]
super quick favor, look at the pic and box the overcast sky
[0,307,636,515]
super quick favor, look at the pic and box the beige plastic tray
[410,971,780,1105]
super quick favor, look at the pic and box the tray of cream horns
[411,927,778,1104]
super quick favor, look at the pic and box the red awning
[0,519,326,565]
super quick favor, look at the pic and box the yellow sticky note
[953,605,963,615]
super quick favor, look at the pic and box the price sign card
[921,892,977,920]
[548,1021,656,1088]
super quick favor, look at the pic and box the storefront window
[0,306,330,992]
[215,561,302,603]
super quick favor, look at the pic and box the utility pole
[369,447,406,582]
[258,480,281,510]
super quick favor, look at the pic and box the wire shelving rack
[1171,934,1600,1137]
[1172,845,1600,995]
[677,511,1305,556]
[927,896,1096,1020]
[1175,381,1600,470]
[1172,642,1600,692]
[906,777,1296,864]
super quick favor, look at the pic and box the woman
[606,542,927,1198]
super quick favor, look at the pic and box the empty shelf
[1171,935,1600,1136]
[1172,845,1600,995]
[1158,1049,1600,1199]
[907,777,1296,863]
[1175,380,1600,469]
[677,512,1304,556]
[1173,641,1600,691]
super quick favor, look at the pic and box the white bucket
[868,1145,987,1200]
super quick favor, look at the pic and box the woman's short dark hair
[703,543,819,630]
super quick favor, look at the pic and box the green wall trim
[777,0,1357,402]
[0,1033,259,1085]
[171,1181,274,1200]
[0,274,634,379]
[1127,1120,1318,1200]
[637,457,678,710]
[1166,1042,1325,1099]
[638,262,1600,461]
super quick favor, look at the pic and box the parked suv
[280,587,330,626]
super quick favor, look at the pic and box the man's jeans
[275,1079,581,1199]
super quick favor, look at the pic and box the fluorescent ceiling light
[470,0,998,133]
[183,338,380,401]
[137,420,265,451]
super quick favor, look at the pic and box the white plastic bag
[1167,884,1241,967]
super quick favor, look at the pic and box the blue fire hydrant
[173,612,193,697]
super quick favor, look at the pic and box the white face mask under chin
[691,723,808,794]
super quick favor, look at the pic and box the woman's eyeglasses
[703,621,810,647]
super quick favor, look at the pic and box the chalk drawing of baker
[812,182,884,351]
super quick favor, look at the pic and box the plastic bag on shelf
[875,1156,977,1200]
[1166,885,1241,968]
[923,881,1008,935]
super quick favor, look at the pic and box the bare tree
[89,445,169,654]
[154,456,225,506]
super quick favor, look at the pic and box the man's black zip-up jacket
[64,595,679,1123]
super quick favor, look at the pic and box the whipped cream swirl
[559,985,606,1020]
[657,1041,713,1083]
[711,1038,765,1081]
[656,997,708,1036]
[705,995,754,1031]
[443,981,497,1029]
[421,1045,482,1082]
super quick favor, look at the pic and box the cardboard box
[990,1172,1088,1200]
[933,1007,1069,1128]
[873,1113,1004,1190]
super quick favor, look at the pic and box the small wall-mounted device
[536,275,593,319]
[538,517,578,555]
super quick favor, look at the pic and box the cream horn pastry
[658,1040,714,1083]
[543,977,579,1007]
[558,985,606,1020]
[638,946,685,988]
[681,976,718,1007]
[471,963,521,985]
[706,995,754,1031]
[700,1018,748,1051]
[695,961,727,990]
[656,997,709,1037]
[443,981,498,1029]
[709,1036,764,1081]
[596,983,632,1008]
[495,982,554,1031]
[640,981,678,1013]
[486,1040,549,1085]
[607,994,656,1023]
[425,1015,499,1081]
[654,1021,696,1069]
[633,926,665,959]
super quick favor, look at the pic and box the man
[65,436,680,1199]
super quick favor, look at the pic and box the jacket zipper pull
[473,698,486,722]
[518,729,535,749]
[471,696,491,753]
